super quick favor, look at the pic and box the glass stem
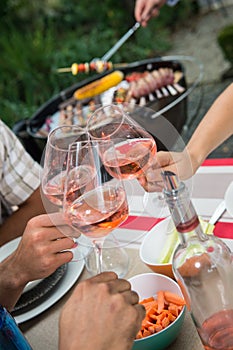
[93,239,105,274]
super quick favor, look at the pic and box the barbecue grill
[13,55,203,163]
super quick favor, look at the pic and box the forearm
[0,257,26,311]
[0,187,46,246]
[187,83,233,169]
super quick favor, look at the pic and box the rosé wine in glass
[87,104,157,181]
[63,140,129,274]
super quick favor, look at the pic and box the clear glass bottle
[162,171,233,350]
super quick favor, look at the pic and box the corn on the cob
[73,70,124,100]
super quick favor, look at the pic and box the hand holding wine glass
[63,140,129,274]
[87,103,167,220]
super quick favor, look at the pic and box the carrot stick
[164,291,186,306]
[157,290,165,313]
[135,290,185,340]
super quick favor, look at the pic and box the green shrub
[0,0,197,128]
[217,25,233,64]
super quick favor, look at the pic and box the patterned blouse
[0,119,41,223]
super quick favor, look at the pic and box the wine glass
[86,103,168,231]
[41,124,88,207]
[63,140,129,274]
[86,103,157,181]
[41,124,91,260]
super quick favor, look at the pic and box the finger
[121,290,140,305]
[107,278,131,294]
[52,236,76,252]
[89,271,118,284]
[55,224,80,238]
[55,250,74,265]
[134,303,146,320]
[134,0,145,21]
[29,213,68,228]
[33,227,73,242]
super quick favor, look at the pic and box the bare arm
[0,186,58,247]
[137,83,233,189]
[0,187,46,246]
[0,213,75,311]
[186,83,233,171]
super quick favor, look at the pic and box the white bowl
[140,217,176,278]
[139,217,233,279]
[129,273,186,350]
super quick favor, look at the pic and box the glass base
[85,240,129,278]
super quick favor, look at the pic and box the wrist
[186,146,206,174]
[1,255,28,290]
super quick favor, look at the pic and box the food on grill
[32,62,186,138]
[73,70,124,100]
[113,68,184,103]
[57,97,101,128]
[58,60,114,75]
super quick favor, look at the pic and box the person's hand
[59,272,146,350]
[137,149,196,192]
[6,213,75,288]
[134,0,167,27]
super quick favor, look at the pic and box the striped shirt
[0,120,41,223]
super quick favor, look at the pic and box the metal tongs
[100,4,159,62]
[100,21,141,62]
[57,5,158,74]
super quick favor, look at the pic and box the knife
[205,200,226,233]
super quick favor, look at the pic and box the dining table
[19,158,233,350]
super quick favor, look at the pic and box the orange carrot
[135,290,185,340]
[157,290,165,313]
[164,291,186,306]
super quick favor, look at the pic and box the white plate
[0,238,84,324]
[225,181,233,217]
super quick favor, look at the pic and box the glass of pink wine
[86,103,157,181]
[63,140,129,275]
[41,125,91,260]
[87,104,168,221]
[41,125,88,207]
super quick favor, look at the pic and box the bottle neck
[164,184,208,244]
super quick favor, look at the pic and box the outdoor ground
[164,1,233,158]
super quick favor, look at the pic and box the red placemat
[120,215,233,240]
[202,158,233,166]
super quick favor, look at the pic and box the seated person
[1,271,145,350]
[0,121,145,350]
[0,119,46,246]
[0,120,75,310]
